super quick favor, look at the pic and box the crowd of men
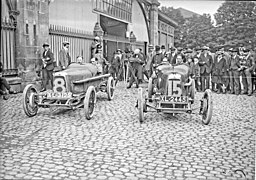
[1,35,255,99]
[108,44,256,96]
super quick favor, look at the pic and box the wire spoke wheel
[84,86,96,120]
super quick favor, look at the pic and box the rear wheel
[201,89,213,125]
[138,88,144,123]
[84,86,96,120]
[23,84,39,117]
[107,76,115,100]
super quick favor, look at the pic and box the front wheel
[23,84,39,117]
[138,88,144,123]
[107,76,115,100]
[201,89,213,125]
[84,86,97,120]
[148,77,153,102]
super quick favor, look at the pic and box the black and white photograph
[1,0,255,179]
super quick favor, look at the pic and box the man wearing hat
[110,49,122,80]
[229,48,241,95]
[199,46,213,91]
[151,45,164,68]
[91,36,100,59]
[171,47,185,65]
[59,41,71,70]
[212,51,227,93]
[41,42,54,92]
[240,48,254,96]
[167,46,176,63]
[127,49,144,88]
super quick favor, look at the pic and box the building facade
[1,0,177,90]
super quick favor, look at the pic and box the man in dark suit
[199,46,213,91]
[41,42,54,92]
[212,51,226,93]
[228,48,241,95]
[240,48,255,96]
[59,41,71,70]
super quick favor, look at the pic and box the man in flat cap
[240,48,255,96]
[41,42,54,91]
[229,48,241,95]
[199,46,213,91]
[151,45,164,68]
[59,41,71,70]
[212,51,227,94]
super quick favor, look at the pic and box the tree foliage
[161,1,256,50]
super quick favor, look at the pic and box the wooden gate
[1,18,17,76]
[49,24,94,65]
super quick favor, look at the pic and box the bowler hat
[155,45,160,51]
[116,49,122,53]
[161,45,166,49]
[43,42,50,47]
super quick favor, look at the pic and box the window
[93,0,132,22]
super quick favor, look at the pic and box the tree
[214,1,256,48]
[160,7,215,49]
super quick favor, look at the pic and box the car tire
[23,84,39,117]
[201,89,213,125]
[84,86,96,120]
[107,76,115,101]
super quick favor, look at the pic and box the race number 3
[53,78,66,93]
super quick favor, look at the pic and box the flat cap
[43,42,50,47]
[62,41,70,45]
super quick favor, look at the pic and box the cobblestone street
[0,82,255,180]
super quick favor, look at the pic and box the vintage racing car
[23,63,115,119]
[137,62,213,125]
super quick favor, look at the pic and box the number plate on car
[160,96,188,103]
[46,92,72,98]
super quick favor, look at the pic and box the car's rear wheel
[84,86,96,120]
[148,77,153,102]
[138,88,144,123]
[107,76,115,101]
[201,89,213,125]
[23,84,39,117]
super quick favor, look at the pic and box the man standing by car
[59,41,71,70]
[199,46,213,91]
[41,42,55,92]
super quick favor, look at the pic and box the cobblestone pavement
[0,82,255,180]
